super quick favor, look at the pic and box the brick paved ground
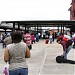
[0,40,75,75]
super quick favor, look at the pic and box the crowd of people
[0,31,40,75]
[0,30,75,75]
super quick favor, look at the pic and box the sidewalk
[0,40,75,75]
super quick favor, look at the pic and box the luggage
[45,39,49,44]
[56,56,64,63]
[56,56,75,64]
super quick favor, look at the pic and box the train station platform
[0,40,75,75]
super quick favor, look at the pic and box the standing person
[1,34,6,48]
[31,33,35,44]
[4,31,30,75]
[72,33,75,48]
[23,30,32,50]
[35,33,39,42]
[49,30,53,44]
[4,33,12,46]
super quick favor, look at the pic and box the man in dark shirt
[57,39,72,59]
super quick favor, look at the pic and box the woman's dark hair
[11,31,22,43]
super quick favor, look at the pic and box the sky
[0,0,71,22]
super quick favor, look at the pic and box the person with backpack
[57,39,73,60]
[57,32,73,60]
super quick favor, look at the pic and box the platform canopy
[1,20,75,33]
[1,20,75,28]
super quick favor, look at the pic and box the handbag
[3,63,9,75]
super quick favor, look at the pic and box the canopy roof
[1,20,75,27]
[1,20,75,30]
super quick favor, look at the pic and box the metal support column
[37,22,38,33]
[35,22,37,32]
[4,29,7,34]
[70,25,72,35]
[12,23,15,32]
[24,25,26,33]
[61,24,62,34]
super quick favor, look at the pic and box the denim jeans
[50,38,53,44]
[63,45,72,59]
[2,42,6,48]
[9,68,28,75]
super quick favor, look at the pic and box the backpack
[63,37,73,46]
[57,35,73,46]
[63,37,69,42]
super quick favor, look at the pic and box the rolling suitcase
[45,39,49,44]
